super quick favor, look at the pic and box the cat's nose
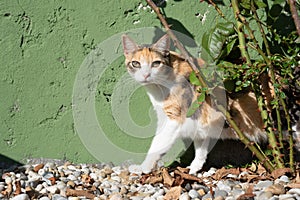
[143,73,150,80]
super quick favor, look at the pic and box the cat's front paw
[188,160,205,175]
[128,164,153,174]
[140,162,153,174]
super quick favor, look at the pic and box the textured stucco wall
[0,0,229,164]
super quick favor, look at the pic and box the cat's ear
[152,34,170,53]
[122,35,138,55]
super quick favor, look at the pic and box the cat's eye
[152,61,162,68]
[131,61,141,68]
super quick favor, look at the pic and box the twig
[207,0,225,19]
[146,0,206,87]
[231,0,252,65]
[288,0,300,36]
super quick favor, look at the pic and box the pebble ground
[0,160,300,200]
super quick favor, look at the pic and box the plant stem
[207,0,225,19]
[252,82,285,169]
[288,0,300,36]
[233,0,288,169]
[231,0,252,65]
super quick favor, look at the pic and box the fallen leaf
[33,163,44,172]
[1,183,12,197]
[271,168,292,179]
[237,184,256,200]
[257,164,267,176]
[212,167,240,180]
[164,186,182,200]
[81,174,92,184]
[48,177,56,185]
[248,163,257,173]
[286,183,300,188]
[162,168,174,187]
[173,175,184,186]
[66,188,95,199]
[176,167,190,174]
[14,180,22,195]
[174,170,203,183]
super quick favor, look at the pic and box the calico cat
[122,34,300,174]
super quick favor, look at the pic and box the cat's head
[122,34,173,84]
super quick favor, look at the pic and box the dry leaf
[1,183,12,197]
[174,170,203,183]
[164,186,182,200]
[212,167,240,180]
[66,188,96,199]
[14,180,22,195]
[33,163,44,172]
[176,167,190,174]
[162,168,174,187]
[147,174,163,185]
[271,168,292,179]
[81,174,92,184]
[248,163,257,172]
[286,183,300,188]
[237,184,255,200]
[257,164,267,176]
[48,177,56,185]
[173,175,184,186]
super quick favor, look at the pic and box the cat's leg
[141,120,180,174]
[188,138,210,174]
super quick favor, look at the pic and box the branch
[288,0,300,36]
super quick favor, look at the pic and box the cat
[122,34,300,174]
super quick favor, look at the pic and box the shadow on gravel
[0,154,23,177]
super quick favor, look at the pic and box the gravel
[0,160,299,200]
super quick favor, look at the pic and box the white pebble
[67,174,77,181]
[110,194,122,200]
[39,197,51,200]
[287,188,300,195]
[179,192,191,200]
[5,176,12,184]
[27,171,40,182]
[111,176,121,183]
[35,184,43,192]
[279,175,290,183]
[188,189,200,198]
[11,194,30,200]
[46,185,59,194]
[38,169,46,176]
[67,165,77,171]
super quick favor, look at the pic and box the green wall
[0,0,230,164]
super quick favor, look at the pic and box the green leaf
[225,38,237,56]
[186,92,206,117]
[198,92,206,103]
[254,0,267,8]
[201,22,235,62]
[240,0,251,9]
[186,99,201,117]
[189,71,201,86]
[261,110,268,120]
